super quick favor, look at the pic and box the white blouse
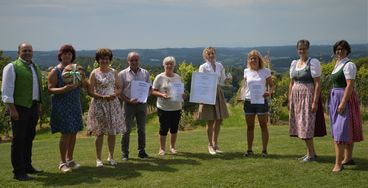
[331,57,357,80]
[198,61,226,84]
[289,58,321,78]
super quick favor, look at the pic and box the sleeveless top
[50,67,83,134]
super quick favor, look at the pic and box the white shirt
[198,61,226,85]
[1,58,40,103]
[243,68,271,100]
[152,73,182,111]
[289,58,321,78]
[331,57,357,79]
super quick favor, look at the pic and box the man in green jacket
[1,42,43,181]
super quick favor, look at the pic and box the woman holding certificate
[242,50,274,158]
[198,47,229,155]
[328,40,363,172]
[289,40,326,163]
[152,56,183,156]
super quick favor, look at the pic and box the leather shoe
[14,174,33,181]
[342,160,355,165]
[26,167,43,174]
[138,150,149,159]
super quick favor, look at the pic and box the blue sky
[0,0,367,50]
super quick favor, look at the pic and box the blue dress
[50,67,83,134]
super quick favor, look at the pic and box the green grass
[0,104,367,187]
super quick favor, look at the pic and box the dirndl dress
[329,89,363,144]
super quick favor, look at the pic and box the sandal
[107,158,117,166]
[243,150,253,157]
[213,145,223,153]
[342,159,355,165]
[67,160,81,169]
[170,148,177,154]
[261,151,268,158]
[158,150,165,156]
[59,163,71,173]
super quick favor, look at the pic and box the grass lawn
[0,104,367,187]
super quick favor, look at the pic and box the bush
[269,96,285,125]
[0,99,11,138]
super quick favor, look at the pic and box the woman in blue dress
[48,44,86,173]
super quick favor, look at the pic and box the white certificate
[189,72,218,105]
[249,82,265,104]
[169,82,184,102]
[131,80,150,103]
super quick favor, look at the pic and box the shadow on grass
[313,155,368,171]
[268,153,368,171]
[177,151,368,171]
[177,151,312,161]
[32,157,200,186]
[178,151,245,160]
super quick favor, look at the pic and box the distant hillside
[3,44,368,73]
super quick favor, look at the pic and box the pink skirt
[289,82,316,139]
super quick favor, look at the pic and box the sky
[0,0,367,51]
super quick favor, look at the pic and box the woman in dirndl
[329,40,363,172]
[289,39,326,162]
[198,47,229,155]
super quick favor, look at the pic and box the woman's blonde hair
[247,50,264,70]
[202,47,216,61]
[162,56,176,66]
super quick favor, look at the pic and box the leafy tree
[268,72,289,124]
[0,51,11,137]
[0,93,11,139]
[0,51,11,80]
[178,60,197,97]
[356,58,368,111]
[320,61,334,110]
[39,71,51,128]
[354,57,368,69]
[177,61,198,129]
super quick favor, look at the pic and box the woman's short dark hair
[95,48,113,61]
[58,44,76,62]
[333,40,351,55]
[297,39,310,49]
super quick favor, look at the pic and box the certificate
[169,82,184,102]
[248,81,265,104]
[189,72,218,105]
[131,80,150,103]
